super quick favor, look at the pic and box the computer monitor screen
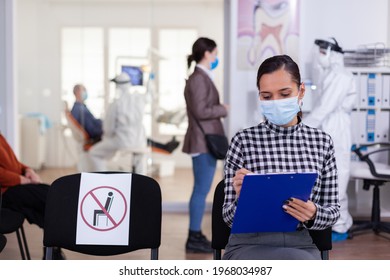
[121,65,143,86]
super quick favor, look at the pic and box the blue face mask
[210,57,219,70]
[82,91,88,101]
[259,96,300,126]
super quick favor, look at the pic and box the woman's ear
[299,82,306,100]
[204,50,212,60]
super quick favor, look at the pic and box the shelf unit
[348,67,390,217]
[350,67,390,147]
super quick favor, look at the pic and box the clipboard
[231,172,318,234]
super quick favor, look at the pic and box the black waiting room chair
[0,184,31,260]
[43,172,162,260]
[0,208,31,259]
[211,180,332,260]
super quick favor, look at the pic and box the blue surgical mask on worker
[82,91,88,101]
[210,57,219,70]
[259,96,300,126]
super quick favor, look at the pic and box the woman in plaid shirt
[222,55,340,260]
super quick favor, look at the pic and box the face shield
[315,39,343,53]
[310,44,329,88]
[315,39,343,69]
[110,72,131,97]
[317,45,332,69]
[311,38,344,87]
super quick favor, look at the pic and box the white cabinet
[19,116,47,170]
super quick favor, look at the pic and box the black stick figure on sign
[93,191,114,226]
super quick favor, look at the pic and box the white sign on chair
[76,172,132,245]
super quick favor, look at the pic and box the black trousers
[2,184,49,228]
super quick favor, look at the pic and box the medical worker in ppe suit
[305,38,357,241]
[86,72,147,173]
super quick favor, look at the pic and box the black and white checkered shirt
[223,118,340,230]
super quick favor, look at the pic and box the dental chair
[64,104,94,152]
[63,107,94,172]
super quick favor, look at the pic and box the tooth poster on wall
[237,0,300,70]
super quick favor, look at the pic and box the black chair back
[211,180,232,259]
[211,180,332,260]
[43,172,161,259]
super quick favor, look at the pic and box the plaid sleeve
[222,132,244,227]
[306,136,341,230]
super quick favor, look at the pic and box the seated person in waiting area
[0,133,64,259]
[222,55,340,260]
[71,84,103,143]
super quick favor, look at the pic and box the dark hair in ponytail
[187,37,217,69]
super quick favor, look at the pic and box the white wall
[225,0,390,138]
[388,0,390,48]
[0,0,6,135]
[16,0,224,167]
[224,0,259,139]
[0,0,18,152]
[299,0,389,78]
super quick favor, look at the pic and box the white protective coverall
[305,41,357,233]
[86,72,147,173]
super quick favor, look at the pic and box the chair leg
[20,225,31,260]
[213,249,222,260]
[350,221,373,234]
[367,184,390,235]
[350,182,390,236]
[45,247,53,260]
[15,230,26,260]
[151,248,159,260]
[372,185,380,233]
[14,224,31,260]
